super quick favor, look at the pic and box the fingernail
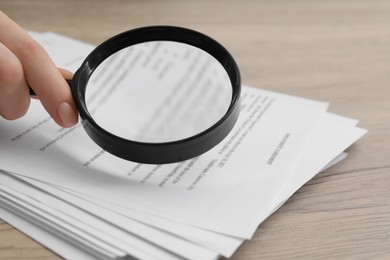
[58,102,77,127]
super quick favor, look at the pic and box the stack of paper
[0,32,367,259]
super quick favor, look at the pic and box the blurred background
[3,0,389,102]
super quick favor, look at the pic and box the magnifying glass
[30,26,241,164]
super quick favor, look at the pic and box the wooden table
[1,0,389,258]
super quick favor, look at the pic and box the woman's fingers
[0,42,30,120]
[31,68,74,100]
[0,11,78,127]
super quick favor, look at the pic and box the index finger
[0,11,78,127]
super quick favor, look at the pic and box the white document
[0,111,360,258]
[0,172,218,260]
[53,114,366,239]
[0,32,358,238]
[0,111,363,258]
[0,31,367,259]
[0,86,328,238]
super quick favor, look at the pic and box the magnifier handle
[28,78,72,96]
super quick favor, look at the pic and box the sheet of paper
[1,31,365,239]
[0,85,328,237]
[0,110,360,258]
[1,168,243,258]
[0,32,331,237]
[0,175,218,259]
[44,114,366,239]
[0,172,218,260]
[0,153,348,260]
[197,114,367,237]
[0,31,367,259]
[0,111,356,258]
[275,113,360,200]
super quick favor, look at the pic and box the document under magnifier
[30,26,241,164]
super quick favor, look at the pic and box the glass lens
[85,41,232,143]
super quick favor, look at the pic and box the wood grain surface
[1,0,389,259]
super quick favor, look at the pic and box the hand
[0,11,78,127]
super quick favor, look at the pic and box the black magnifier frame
[35,26,241,164]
